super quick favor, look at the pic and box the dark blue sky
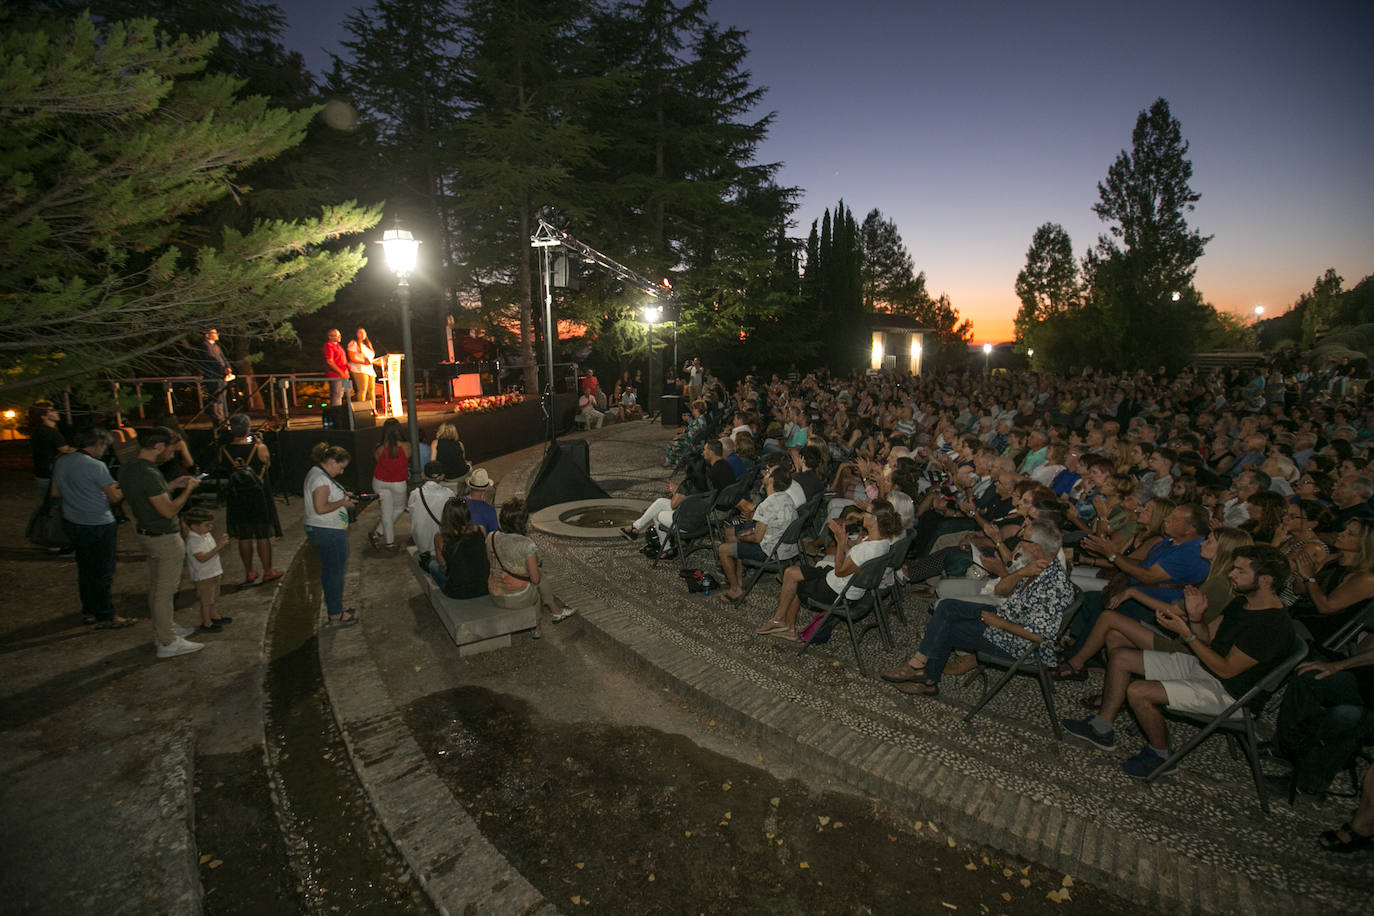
[277,0,1374,340]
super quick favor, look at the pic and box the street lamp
[1254,305,1265,318]
[982,342,993,375]
[376,219,422,476]
[644,304,661,411]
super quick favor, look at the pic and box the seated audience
[1062,545,1297,779]
[881,520,1073,696]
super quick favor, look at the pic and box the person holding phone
[304,443,358,626]
[119,426,203,658]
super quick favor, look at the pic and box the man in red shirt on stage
[323,328,349,406]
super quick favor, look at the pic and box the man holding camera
[119,427,204,658]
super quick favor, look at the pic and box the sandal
[1052,662,1089,681]
[1080,692,1103,710]
[243,572,259,586]
[552,606,577,623]
[718,592,746,605]
[261,570,284,583]
[756,618,787,635]
[326,611,360,628]
[768,627,799,641]
[367,532,382,550]
[1319,823,1374,853]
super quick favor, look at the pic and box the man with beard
[1063,544,1296,779]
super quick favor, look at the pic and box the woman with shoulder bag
[487,498,575,639]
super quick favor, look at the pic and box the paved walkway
[326,421,1372,915]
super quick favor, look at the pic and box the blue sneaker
[1121,745,1169,780]
[1063,716,1115,750]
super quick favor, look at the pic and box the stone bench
[405,546,535,655]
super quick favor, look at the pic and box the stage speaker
[525,439,607,513]
[661,394,684,427]
[351,404,377,428]
[322,404,354,430]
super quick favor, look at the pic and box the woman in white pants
[369,421,411,549]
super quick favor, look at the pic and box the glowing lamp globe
[378,224,421,278]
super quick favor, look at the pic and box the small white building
[866,314,933,374]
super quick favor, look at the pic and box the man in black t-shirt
[31,404,73,495]
[1064,544,1296,779]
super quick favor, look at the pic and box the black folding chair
[654,489,717,570]
[878,532,917,627]
[1321,599,1374,658]
[1146,633,1308,813]
[709,468,760,541]
[736,514,806,602]
[797,552,893,674]
[962,585,1084,740]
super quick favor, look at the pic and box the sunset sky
[279,0,1374,342]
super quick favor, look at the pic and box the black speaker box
[525,439,607,513]
[322,403,375,430]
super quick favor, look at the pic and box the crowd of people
[29,353,1374,852]
[616,357,1373,848]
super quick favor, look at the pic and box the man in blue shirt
[464,468,499,534]
[1071,503,1211,639]
[51,428,129,627]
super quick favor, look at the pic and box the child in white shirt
[183,508,232,633]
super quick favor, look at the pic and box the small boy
[183,507,233,633]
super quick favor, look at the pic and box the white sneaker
[157,636,204,659]
[173,624,194,638]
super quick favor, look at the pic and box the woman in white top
[303,442,358,627]
[347,327,377,405]
[757,503,902,640]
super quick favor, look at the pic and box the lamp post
[983,342,993,375]
[644,304,661,410]
[376,220,422,476]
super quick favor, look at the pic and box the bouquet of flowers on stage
[452,393,523,414]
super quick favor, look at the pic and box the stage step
[405,547,534,654]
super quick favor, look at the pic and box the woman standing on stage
[347,327,378,405]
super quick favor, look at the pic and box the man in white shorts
[1063,544,1296,779]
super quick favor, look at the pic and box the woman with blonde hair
[1071,496,1173,591]
[1290,517,1374,645]
[663,398,708,467]
[429,422,469,489]
[1055,526,1253,681]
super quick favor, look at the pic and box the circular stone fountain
[529,498,645,539]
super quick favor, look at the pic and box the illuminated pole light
[644,304,661,409]
[376,220,423,476]
[1254,305,1265,317]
